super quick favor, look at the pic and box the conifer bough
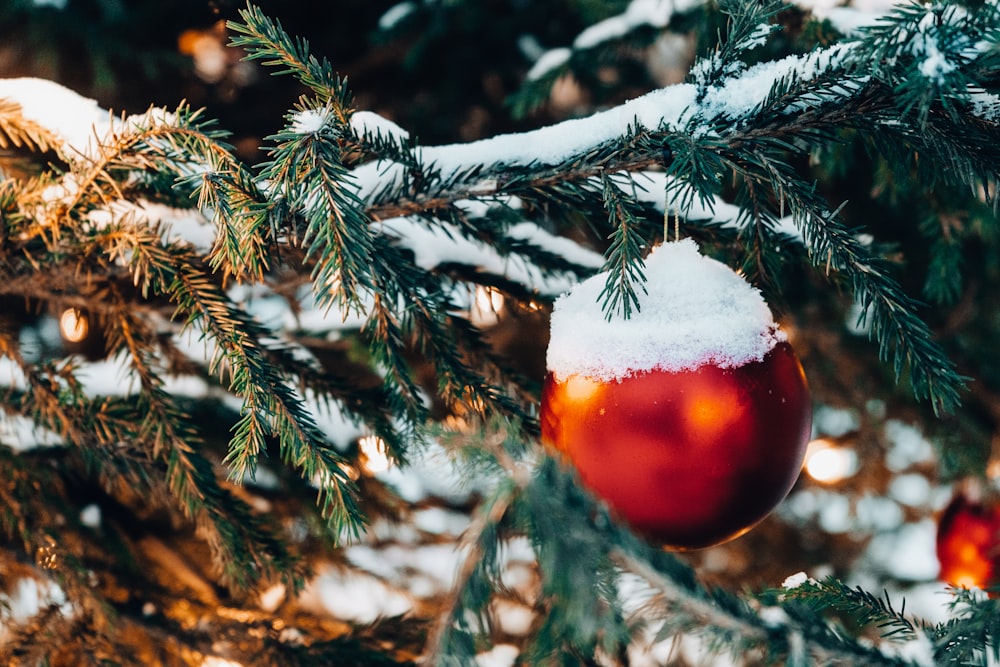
[0,0,998,664]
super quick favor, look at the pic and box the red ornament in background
[540,241,812,550]
[936,489,1000,591]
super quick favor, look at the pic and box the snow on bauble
[540,240,812,550]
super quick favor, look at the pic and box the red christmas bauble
[541,341,811,550]
[540,240,812,550]
[936,490,1000,591]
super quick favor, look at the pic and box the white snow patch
[79,504,101,528]
[889,474,932,508]
[547,239,785,381]
[499,536,536,565]
[258,583,286,613]
[915,34,956,82]
[304,389,365,451]
[290,108,329,134]
[170,328,221,365]
[699,45,857,122]
[506,222,604,270]
[0,412,63,452]
[0,77,109,154]
[162,374,210,399]
[813,405,860,437]
[380,217,597,296]
[378,1,416,30]
[884,420,936,471]
[817,493,852,533]
[298,565,412,623]
[629,634,680,667]
[227,283,295,331]
[617,572,658,616]
[351,110,410,142]
[795,0,899,35]
[862,519,940,582]
[46,338,250,410]
[970,90,1000,121]
[846,294,873,336]
[74,354,134,396]
[475,644,520,667]
[375,84,698,180]
[878,628,936,667]
[758,606,789,627]
[412,506,472,537]
[151,204,216,252]
[854,494,904,532]
[782,571,811,589]
[0,577,70,630]
[891,581,955,625]
[200,658,245,667]
[628,171,802,241]
[376,440,488,504]
[575,0,674,50]
[529,0,704,80]
[345,542,463,596]
[677,633,736,667]
[490,598,535,636]
[526,47,571,81]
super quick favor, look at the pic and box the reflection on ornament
[59,308,89,343]
[359,435,392,474]
[469,286,505,328]
[936,489,1000,591]
[562,375,602,404]
[541,342,812,550]
[803,439,859,485]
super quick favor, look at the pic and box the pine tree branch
[423,476,518,664]
[2,323,301,595]
[119,227,365,538]
[506,0,707,119]
[598,170,647,320]
[228,4,353,111]
[259,104,376,319]
[103,285,300,592]
[931,589,1000,665]
[782,577,919,643]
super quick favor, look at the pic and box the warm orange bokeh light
[59,308,89,343]
[359,435,392,474]
[469,286,505,328]
[803,439,859,485]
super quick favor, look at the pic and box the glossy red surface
[541,342,812,550]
